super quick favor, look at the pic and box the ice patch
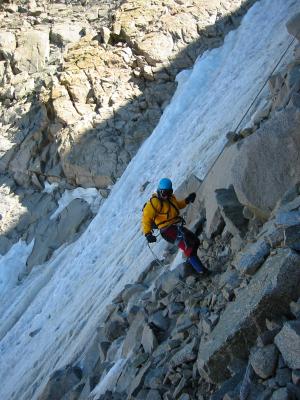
[50,188,103,220]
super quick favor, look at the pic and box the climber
[142,178,208,274]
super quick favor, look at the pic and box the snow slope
[0,0,299,398]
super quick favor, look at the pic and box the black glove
[185,192,196,204]
[145,233,157,243]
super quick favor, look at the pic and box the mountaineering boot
[188,255,205,274]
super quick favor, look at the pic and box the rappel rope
[197,35,296,184]
[147,34,296,269]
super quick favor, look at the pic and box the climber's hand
[145,233,157,243]
[185,192,196,204]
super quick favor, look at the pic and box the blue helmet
[158,178,172,190]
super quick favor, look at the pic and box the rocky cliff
[0,0,255,270]
[1,1,300,400]
[35,11,300,400]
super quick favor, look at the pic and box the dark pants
[160,225,200,257]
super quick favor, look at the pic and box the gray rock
[257,329,280,347]
[199,107,300,231]
[155,269,181,294]
[169,338,198,369]
[168,302,185,317]
[149,311,169,332]
[106,336,124,362]
[197,249,300,383]
[211,369,245,400]
[270,387,289,400]
[290,298,300,319]
[142,324,158,354]
[286,12,300,41]
[286,383,300,399]
[218,269,242,290]
[178,394,190,400]
[239,363,255,400]
[173,376,187,398]
[233,239,270,275]
[275,321,300,369]
[144,367,166,390]
[275,211,300,228]
[136,32,173,65]
[122,310,146,357]
[121,283,147,304]
[26,199,92,270]
[146,390,162,400]
[215,185,248,237]
[77,339,100,377]
[292,369,300,385]
[275,368,291,387]
[14,29,50,74]
[98,341,111,363]
[104,320,127,342]
[0,31,16,60]
[38,366,82,400]
[250,345,278,379]
[0,236,12,255]
[50,23,83,47]
[284,224,300,251]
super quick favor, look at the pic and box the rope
[198,35,296,183]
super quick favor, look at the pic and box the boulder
[274,321,300,370]
[275,368,291,387]
[144,367,166,390]
[50,23,83,47]
[122,310,146,357]
[215,185,248,237]
[233,239,270,275]
[290,298,300,319]
[149,311,169,332]
[0,31,16,60]
[199,107,300,235]
[270,388,289,400]
[155,269,181,294]
[14,29,50,74]
[141,324,158,354]
[26,199,92,270]
[60,70,91,104]
[249,345,278,379]
[8,104,49,182]
[136,32,174,65]
[197,249,300,383]
[121,283,147,304]
[78,339,101,377]
[51,85,80,126]
[169,338,198,369]
[38,366,82,400]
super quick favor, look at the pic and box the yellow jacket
[142,194,187,235]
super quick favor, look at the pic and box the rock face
[0,0,255,189]
[197,249,300,383]
[199,107,300,237]
[35,183,300,400]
